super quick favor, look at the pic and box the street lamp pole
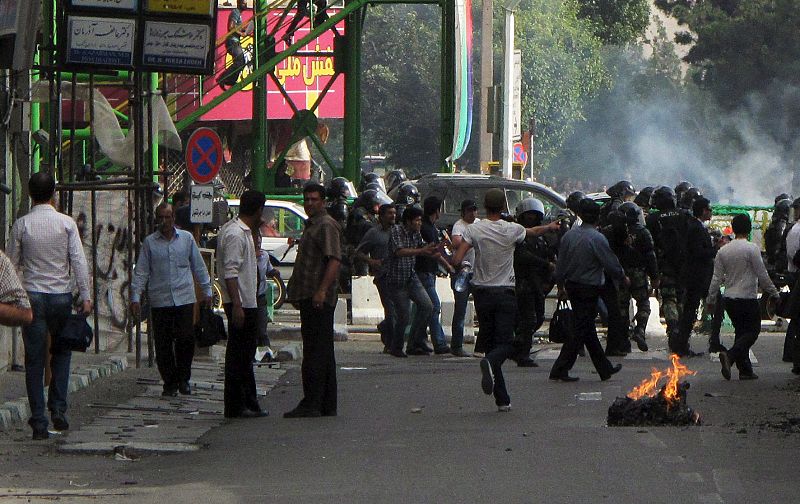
[501,0,521,179]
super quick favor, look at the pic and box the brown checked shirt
[287,210,343,307]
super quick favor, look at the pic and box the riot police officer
[617,202,659,351]
[392,181,421,221]
[600,208,633,355]
[678,187,703,212]
[384,169,408,194]
[674,181,693,204]
[512,198,556,367]
[326,177,352,226]
[346,189,390,275]
[600,180,636,226]
[646,185,690,354]
[633,187,655,214]
[765,196,792,273]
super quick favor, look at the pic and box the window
[262,206,304,239]
[504,188,558,215]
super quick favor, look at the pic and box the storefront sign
[66,16,136,67]
[142,20,211,71]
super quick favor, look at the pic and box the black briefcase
[195,307,226,347]
[53,314,93,352]
[548,300,574,344]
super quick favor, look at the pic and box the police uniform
[618,221,658,347]
[512,234,555,365]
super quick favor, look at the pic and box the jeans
[23,292,73,430]
[387,275,432,353]
[151,304,195,389]
[550,282,615,379]
[473,287,517,406]
[450,274,471,351]
[256,293,272,348]
[296,299,337,414]
[223,304,260,417]
[723,298,761,375]
[219,42,245,87]
[375,278,394,348]
[418,272,447,349]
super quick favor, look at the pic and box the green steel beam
[253,0,270,193]
[342,2,364,185]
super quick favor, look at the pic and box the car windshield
[441,186,560,217]
[505,189,558,215]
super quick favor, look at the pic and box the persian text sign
[146,0,214,16]
[70,0,139,10]
[190,184,214,224]
[142,20,211,70]
[199,7,344,121]
[66,16,136,67]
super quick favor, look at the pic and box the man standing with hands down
[217,190,267,419]
[131,203,212,397]
[452,189,559,412]
[285,181,343,418]
[549,198,625,382]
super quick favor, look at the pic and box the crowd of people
[4,169,798,439]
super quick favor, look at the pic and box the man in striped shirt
[8,172,93,440]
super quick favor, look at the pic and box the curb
[0,356,128,431]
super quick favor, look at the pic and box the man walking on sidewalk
[285,181,343,418]
[130,203,212,397]
[8,172,93,440]
[549,198,625,383]
[452,189,559,411]
[707,213,779,381]
[217,190,267,418]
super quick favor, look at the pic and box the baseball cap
[460,199,478,212]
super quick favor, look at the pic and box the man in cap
[452,189,559,411]
[549,198,625,382]
[450,199,480,357]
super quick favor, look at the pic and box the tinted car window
[505,188,559,215]
[262,206,304,238]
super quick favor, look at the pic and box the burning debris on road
[608,354,702,427]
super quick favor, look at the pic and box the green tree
[576,0,651,45]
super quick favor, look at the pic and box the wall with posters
[200,4,345,121]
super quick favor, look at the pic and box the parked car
[412,173,567,230]
[226,199,307,264]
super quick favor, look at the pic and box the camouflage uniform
[619,268,651,339]
[618,221,658,345]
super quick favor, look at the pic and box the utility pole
[478,0,493,169]
[500,0,521,179]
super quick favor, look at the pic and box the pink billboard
[200,6,345,121]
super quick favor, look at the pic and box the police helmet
[328,177,352,199]
[355,189,382,211]
[774,198,792,219]
[385,169,408,193]
[679,187,702,210]
[566,191,586,213]
[607,180,636,199]
[618,202,642,225]
[364,181,384,193]
[775,193,792,205]
[651,186,676,211]
[674,181,693,200]
[515,197,545,219]
[633,187,654,208]
[360,172,385,192]
[394,181,420,206]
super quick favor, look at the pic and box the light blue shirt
[131,228,212,308]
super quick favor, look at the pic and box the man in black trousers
[285,181,342,417]
[549,198,625,382]
[675,197,716,356]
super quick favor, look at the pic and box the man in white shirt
[8,172,92,440]
[217,190,266,418]
[707,213,779,380]
[783,198,800,373]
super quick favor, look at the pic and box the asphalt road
[1,332,799,503]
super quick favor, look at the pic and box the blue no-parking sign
[185,128,222,184]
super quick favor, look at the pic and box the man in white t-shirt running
[452,189,559,411]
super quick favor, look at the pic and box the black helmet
[618,202,642,225]
[364,181,384,193]
[674,181,693,200]
[354,189,384,211]
[633,187,654,208]
[775,193,792,205]
[774,198,792,219]
[679,187,702,210]
[359,172,382,192]
[566,191,586,213]
[328,177,352,199]
[607,180,636,199]
[394,181,420,205]
[385,169,408,193]
[651,186,676,211]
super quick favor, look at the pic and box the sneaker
[479,358,494,395]
[497,404,512,412]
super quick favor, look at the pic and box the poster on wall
[68,0,139,11]
[65,16,136,68]
[141,20,212,72]
[146,0,215,17]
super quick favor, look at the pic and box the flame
[626,354,697,404]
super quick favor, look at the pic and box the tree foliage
[576,0,651,45]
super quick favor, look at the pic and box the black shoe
[683,350,704,358]
[516,358,539,368]
[479,358,494,395]
[321,409,337,417]
[383,347,390,354]
[605,349,628,357]
[792,367,800,375]
[51,412,69,431]
[549,374,579,382]
[31,428,49,441]
[283,407,322,418]
[601,363,623,381]
[178,381,192,395]
[389,349,408,358]
[631,333,648,352]
[783,356,793,363]
[451,347,470,357]
[238,409,269,418]
[739,372,759,380]
[407,347,430,356]
[434,345,452,355]
[719,351,732,380]
[419,343,435,353]
[162,386,178,397]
